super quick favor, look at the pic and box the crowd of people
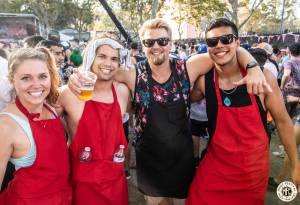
[0,17,299,205]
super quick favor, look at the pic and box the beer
[78,70,97,101]
[79,86,94,101]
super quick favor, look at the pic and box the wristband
[246,61,258,70]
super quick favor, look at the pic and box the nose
[152,40,160,49]
[215,39,224,48]
[31,77,42,87]
[103,58,113,68]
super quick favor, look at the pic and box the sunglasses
[206,34,237,47]
[142,38,170,48]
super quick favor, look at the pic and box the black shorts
[190,119,208,137]
[123,120,129,143]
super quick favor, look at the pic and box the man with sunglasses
[68,18,271,205]
[186,18,300,205]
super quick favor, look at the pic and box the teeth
[29,91,43,97]
[215,52,227,56]
[102,69,111,74]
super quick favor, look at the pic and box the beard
[149,54,166,65]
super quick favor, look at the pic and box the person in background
[189,45,197,56]
[0,48,13,192]
[280,43,300,119]
[0,48,9,110]
[23,36,45,48]
[0,47,72,204]
[69,49,83,67]
[130,41,146,66]
[178,44,187,60]
[37,40,73,85]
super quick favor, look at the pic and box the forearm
[114,69,127,83]
[277,120,299,168]
[236,47,257,69]
[280,74,288,89]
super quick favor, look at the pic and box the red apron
[186,69,269,205]
[0,98,72,205]
[70,84,128,205]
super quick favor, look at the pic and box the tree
[70,0,96,40]
[110,0,165,37]
[22,0,63,33]
[1,0,96,36]
[242,0,298,33]
[173,0,226,32]
[0,0,23,13]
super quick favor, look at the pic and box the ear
[236,38,240,47]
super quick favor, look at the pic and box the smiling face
[13,59,51,109]
[91,44,120,81]
[141,28,171,66]
[206,26,240,66]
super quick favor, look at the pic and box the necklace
[220,86,237,107]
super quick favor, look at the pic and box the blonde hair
[8,47,59,105]
[139,18,172,40]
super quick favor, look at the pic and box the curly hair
[8,47,59,105]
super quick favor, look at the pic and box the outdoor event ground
[126,129,300,205]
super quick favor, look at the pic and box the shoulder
[0,108,25,144]
[57,85,83,111]
[58,85,76,101]
[114,82,130,98]
[264,61,278,77]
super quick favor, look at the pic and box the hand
[287,95,300,103]
[68,67,90,96]
[233,66,272,94]
[291,163,300,192]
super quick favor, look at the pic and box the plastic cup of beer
[78,70,97,101]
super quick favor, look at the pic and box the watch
[246,61,258,70]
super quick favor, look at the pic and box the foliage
[0,0,96,32]
[242,0,298,33]
[110,0,165,36]
[173,0,226,26]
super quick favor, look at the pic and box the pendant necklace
[220,86,237,107]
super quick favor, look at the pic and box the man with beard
[186,18,300,205]
[69,19,270,205]
[57,34,130,205]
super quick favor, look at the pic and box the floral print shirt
[133,58,190,142]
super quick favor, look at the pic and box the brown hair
[8,47,59,105]
[139,18,172,40]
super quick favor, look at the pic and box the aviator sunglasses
[206,34,237,47]
[142,38,170,48]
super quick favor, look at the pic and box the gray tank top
[0,112,36,170]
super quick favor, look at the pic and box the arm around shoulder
[186,53,214,86]
[114,68,136,92]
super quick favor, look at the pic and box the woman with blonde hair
[0,47,72,205]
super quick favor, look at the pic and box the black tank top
[204,69,269,139]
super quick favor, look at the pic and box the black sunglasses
[206,34,237,47]
[142,38,170,48]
